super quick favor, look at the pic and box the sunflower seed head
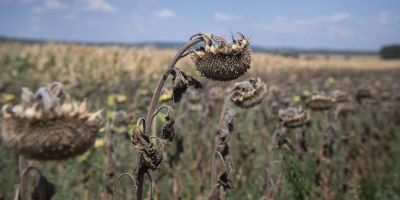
[356,86,374,101]
[331,90,350,103]
[1,84,102,160]
[231,78,267,108]
[278,107,308,129]
[306,92,336,111]
[190,33,251,81]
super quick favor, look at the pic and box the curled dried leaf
[171,69,202,103]
[131,119,164,170]
[161,108,175,143]
[22,166,56,200]
[31,174,56,200]
[215,129,230,158]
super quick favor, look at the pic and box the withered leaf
[31,174,56,200]
[161,108,175,143]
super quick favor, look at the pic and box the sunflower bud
[191,33,251,81]
[231,78,267,108]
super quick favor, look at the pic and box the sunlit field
[1,41,400,200]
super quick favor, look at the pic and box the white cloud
[154,9,175,18]
[84,0,116,13]
[214,12,241,21]
[32,0,68,14]
[324,13,351,22]
[376,10,399,26]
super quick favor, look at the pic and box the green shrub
[380,45,400,59]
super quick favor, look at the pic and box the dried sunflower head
[191,33,251,81]
[355,86,374,102]
[306,92,336,111]
[230,78,267,108]
[331,90,350,103]
[1,83,102,160]
[278,107,308,129]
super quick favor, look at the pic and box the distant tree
[380,45,400,59]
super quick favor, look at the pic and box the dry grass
[1,41,400,200]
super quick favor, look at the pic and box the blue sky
[0,0,399,50]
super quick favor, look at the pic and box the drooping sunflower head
[230,78,267,108]
[190,33,251,81]
[331,90,350,103]
[1,83,102,160]
[306,92,336,111]
[278,107,308,129]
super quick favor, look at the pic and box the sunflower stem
[135,37,203,200]
[144,37,202,136]
[210,93,234,191]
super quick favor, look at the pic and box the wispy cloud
[154,9,175,18]
[32,0,68,14]
[322,13,351,22]
[83,0,116,13]
[214,12,241,21]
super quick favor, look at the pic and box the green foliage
[282,151,311,200]
[380,44,400,59]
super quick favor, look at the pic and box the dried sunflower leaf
[161,109,175,143]
[31,174,56,200]
[171,69,202,103]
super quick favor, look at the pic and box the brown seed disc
[231,78,267,108]
[192,47,251,81]
[278,107,308,129]
[306,95,336,111]
[1,104,101,160]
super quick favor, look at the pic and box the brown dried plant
[115,32,251,200]
[209,78,266,200]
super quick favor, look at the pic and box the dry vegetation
[1,39,400,200]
